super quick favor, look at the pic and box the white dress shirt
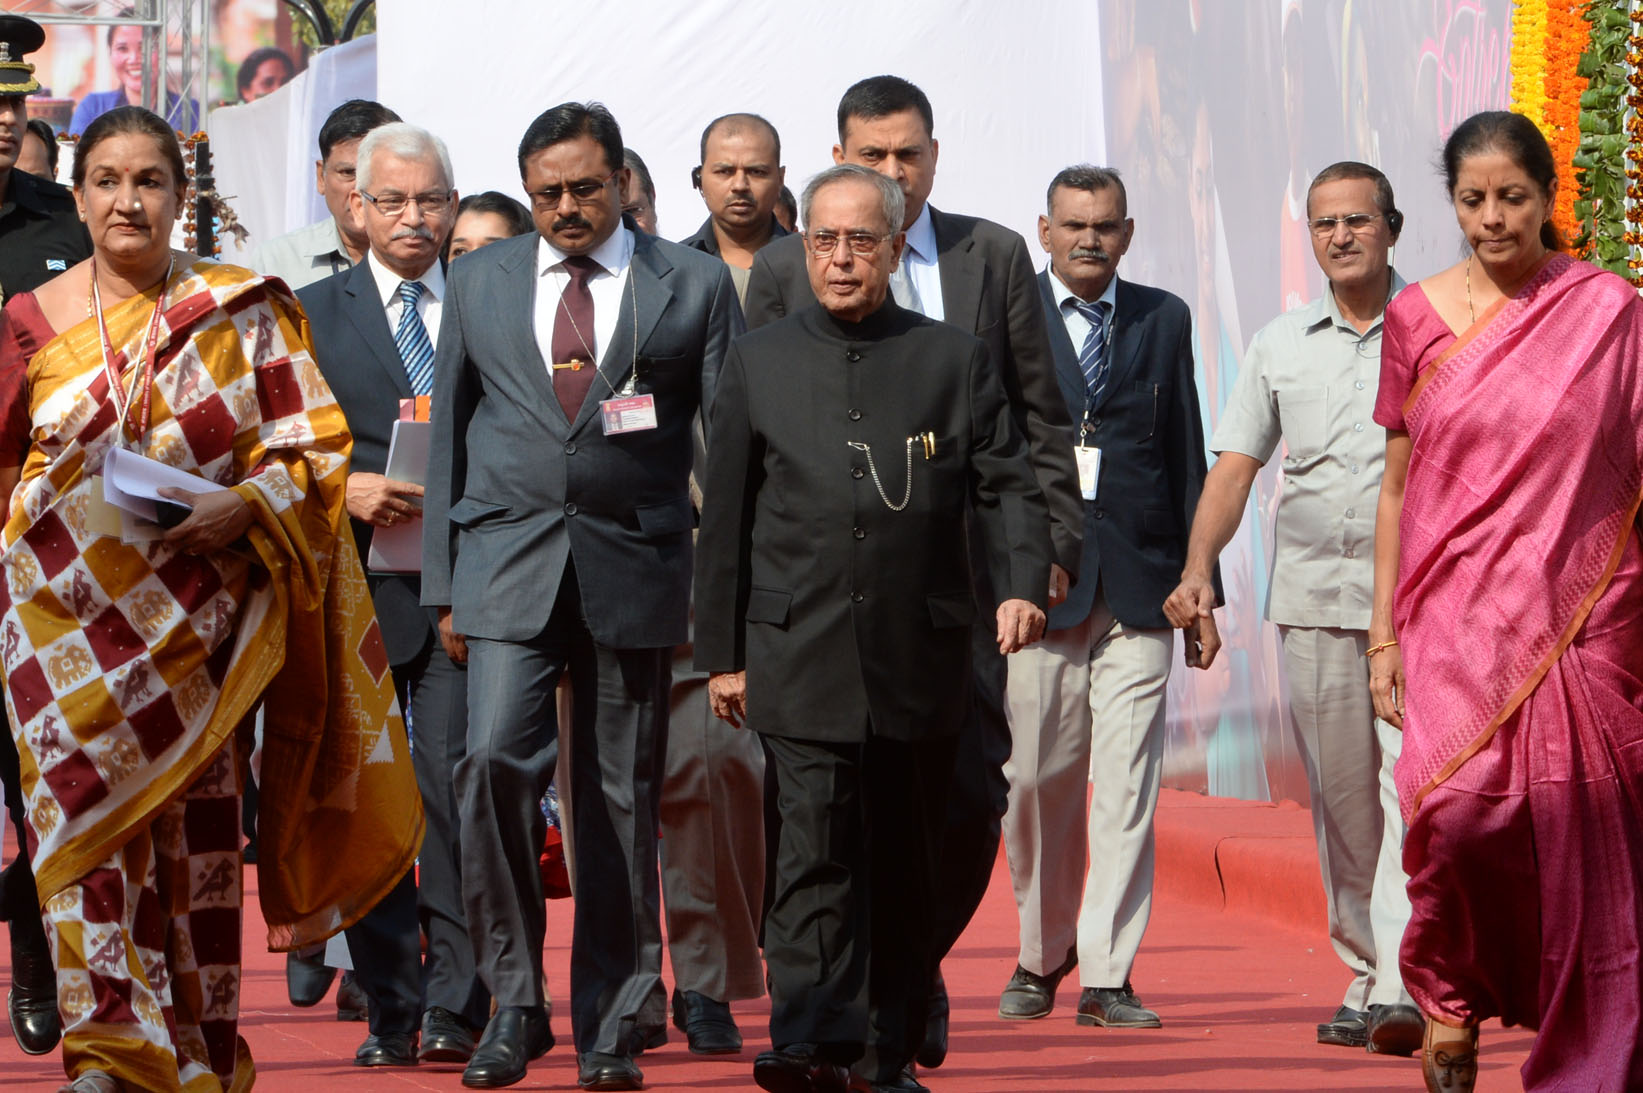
[900,204,944,322]
[365,251,445,354]
[533,225,636,382]
[1047,267,1118,348]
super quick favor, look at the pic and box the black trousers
[0,710,47,954]
[761,730,958,1081]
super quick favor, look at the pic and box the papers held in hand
[99,447,229,543]
[367,418,431,574]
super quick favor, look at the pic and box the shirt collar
[1305,266,1407,334]
[1048,267,1119,314]
[537,223,635,279]
[902,203,936,264]
[365,250,445,310]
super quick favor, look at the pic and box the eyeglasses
[361,189,453,217]
[804,230,893,257]
[1308,212,1384,237]
[527,171,618,209]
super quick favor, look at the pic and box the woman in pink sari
[1369,110,1643,1092]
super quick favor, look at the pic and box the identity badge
[600,394,659,435]
[1074,445,1102,500]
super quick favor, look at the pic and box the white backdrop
[377,0,1107,253]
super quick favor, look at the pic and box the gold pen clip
[552,360,587,371]
[921,431,936,460]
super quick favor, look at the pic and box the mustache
[553,214,593,233]
[1069,247,1110,263]
[391,225,436,242]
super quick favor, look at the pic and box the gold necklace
[1465,252,1476,323]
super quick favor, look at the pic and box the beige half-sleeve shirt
[1209,271,1405,630]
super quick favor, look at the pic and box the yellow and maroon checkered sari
[0,260,422,1087]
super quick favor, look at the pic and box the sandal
[1422,1017,1478,1093]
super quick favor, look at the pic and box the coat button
[848,408,862,421]
[847,350,862,362]
[564,502,578,515]
[1094,510,1104,519]
[851,467,865,479]
[851,591,864,603]
[853,527,865,539]
[564,442,576,454]
[1345,508,1356,519]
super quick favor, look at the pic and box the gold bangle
[1366,640,1399,658]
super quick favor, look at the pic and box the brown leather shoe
[1075,982,1161,1029]
[1421,1018,1478,1093]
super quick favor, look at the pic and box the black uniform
[0,165,88,944]
[0,167,91,303]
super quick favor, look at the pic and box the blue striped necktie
[394,280,434,396]
[1074,299,1111,405]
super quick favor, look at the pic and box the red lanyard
[90,255,173,444]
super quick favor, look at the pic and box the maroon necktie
[551,255,601,420]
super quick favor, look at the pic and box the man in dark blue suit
[298,121,490,1068]
[422,102,741,1092]
[997,165,1216,1031]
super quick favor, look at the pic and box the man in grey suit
[298,122,491,1068]
[741,74,1083,1067]
[422,101,741,1092]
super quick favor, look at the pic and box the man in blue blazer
[422,102,741,1092]
[997,165,1216,1032]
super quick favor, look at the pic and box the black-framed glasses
[527,171,618,209]
[361,189,453,217]
[804,230,892,257]
[1308,212,1384,237]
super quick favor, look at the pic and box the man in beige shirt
[1165,161,1421,1058]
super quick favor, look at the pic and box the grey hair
[356,122,455,195]
[799,164,905,234]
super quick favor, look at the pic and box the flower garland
[1512,2,1593,247]
[1511,1,1550,129]
[1572,1,1634,277]
[1625,2,1643,286]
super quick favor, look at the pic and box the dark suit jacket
[1040,272,1214,631]
[298,259,435,668]
[421,229,742,647]
[678,214,789,256]
[741,205,1083,578]
[694,300,1051,742]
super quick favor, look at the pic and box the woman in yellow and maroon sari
[0,106,422,1093]
[1369,110,1643,1092]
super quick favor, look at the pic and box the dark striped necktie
[1073,299,1110,404]
[394,280,434,396]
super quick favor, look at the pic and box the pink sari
[1381,254,1643,1090]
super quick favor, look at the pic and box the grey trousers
[1002,592,1173,987]
[660,645,766,1003]
[1278,625,1413,1009]
[458,592,670,1055]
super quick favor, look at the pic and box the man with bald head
[654,111,790,1057]
[699,163,1050,1093]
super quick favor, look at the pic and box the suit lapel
[931,207,983,332]
[569,233,673,436]
[1038,271,1087,416]
[342,260,414,400]
[494,237,564,430]
[1093,279,1149,412]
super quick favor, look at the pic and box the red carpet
[2,790,1532,1090]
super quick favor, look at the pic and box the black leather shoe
[1367,1002,1424,1056]
[420,1006,478,1064]
[354,1032,419,1067]
[912,971,947,1069]
[8,927,60,1056]
[998,946,1077,1019]
[461,1005,554,1089]
[671,988,742,1055]
[577,1051,643,1090]
[1317,1004,1370,1048]
[753,1044,850,1093]
[285,947,335,1008]
[1075,982,1162,1029]
[849,1065,929,1092]
[335,971,368,1022]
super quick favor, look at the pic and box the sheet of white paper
[366,420,431,573]
[103,448,231,545]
